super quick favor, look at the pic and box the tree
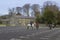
[31,4,40,17]
[43,9,55,24]
[42,1,59,24]
[57,11,60,24]
[9,8,13,17]
[31,4,41,24]
[35,12,41,23]
[8,8,16,17]
[16,7,22,14]
[23,4,30,16]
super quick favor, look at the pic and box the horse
[27,23,35,29]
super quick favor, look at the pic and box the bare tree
[9,8,13,16]
[9,8,17,17]
[31,4,40,17]
[43,1,58,13]
[16,7,22,14]
[23,4,30,16]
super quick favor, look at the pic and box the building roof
[16,15,35,19]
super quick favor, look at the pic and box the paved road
[0,26,60,40]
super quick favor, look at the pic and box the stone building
[0,13,35,26]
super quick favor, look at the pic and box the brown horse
[35,22,39,30]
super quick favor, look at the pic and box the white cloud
[0,12,8,16]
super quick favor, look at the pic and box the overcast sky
[0,0,60,15]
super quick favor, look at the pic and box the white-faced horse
[27,23,35,29]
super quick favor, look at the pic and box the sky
[0,0,60,15]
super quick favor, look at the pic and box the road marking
[40,37,48,39]
[19,36,29,39]
[26,35,31,36]
[44,36,50,38]
[10,38,15,40]
[10,38,22,40]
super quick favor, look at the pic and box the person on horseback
[30,21,33,29]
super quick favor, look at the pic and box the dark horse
[53,23,56,28]
[48,24,52,29]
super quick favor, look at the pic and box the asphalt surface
[0,26,60,40]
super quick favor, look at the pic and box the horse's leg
[31,25,33,30]
[53,24,56,28]
[48,24,52,30]
[50,25,52,30]
[27,26,29,29]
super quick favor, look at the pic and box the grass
[0,24,6,27]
